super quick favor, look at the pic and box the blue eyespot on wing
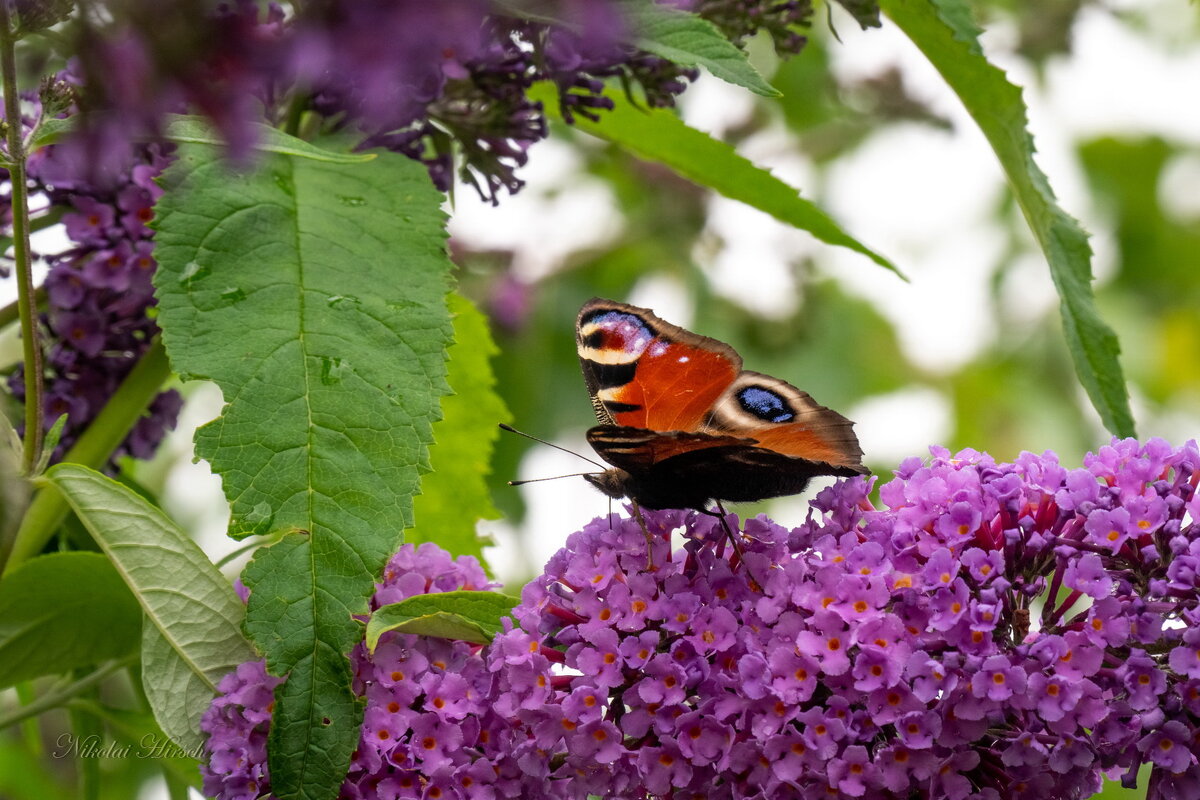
[736,386,795,423]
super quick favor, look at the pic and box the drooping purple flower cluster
[681,0,816,55]
[205,438,1200,799]
[3,91,182,464]
[59,0,873,203]
[200,660,286,800]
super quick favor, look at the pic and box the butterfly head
[583,468,632,501]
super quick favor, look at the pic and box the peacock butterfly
[576,297,867,512]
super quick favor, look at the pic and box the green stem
[282,91,308,137]
[0,657,135,731]
[14,682,43,756]
[69,680,102,800]
[0,3,45,473]
[2,337,172,575]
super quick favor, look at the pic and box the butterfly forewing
[577,299,740,430]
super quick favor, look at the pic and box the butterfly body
[577,298,866,511]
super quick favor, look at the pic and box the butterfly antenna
[508,472,598,486]
[498,423,607,469]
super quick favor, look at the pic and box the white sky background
[455,2,1200,583]
[124,1,1200,593]
[0,0,1192,660]
[0,2,1130,612]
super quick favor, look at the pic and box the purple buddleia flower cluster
[2,91,182,464]
[205,438,1200,799]
[59,0,874,204]
[200,660,286,800]
[200,542,501,799]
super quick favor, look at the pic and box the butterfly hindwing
[586,425,757,473]
[704,371,863,470]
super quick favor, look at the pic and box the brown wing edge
[586,425,759,473]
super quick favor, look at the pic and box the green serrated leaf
[164,115,376,163]
[880,0,1134,437]
[44,465,257,750]
[366,591,519,650]
[0,552,141,689]
[532,83,900,276]
[620,0,780,97]
[28,117,74,150]
[153,145,454,800]
[408,294,509,557]
[833,0,883,29]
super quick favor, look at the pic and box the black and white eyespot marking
[579,308,658,337]
[703,372,816,431]
[577,310,657,365]
[736,386,795,423]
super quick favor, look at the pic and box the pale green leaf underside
[622,0,780,97]
[533,83,900,275]
[45,464,256,750]
[0,551,140,689]
[152,145,453,800]
[31,115,375,164]
[165,115,376,163]
[366,591,520,650]
[880,0,1133,436]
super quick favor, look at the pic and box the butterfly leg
[704,501,746,565]
[703,502,762,592]
[629,500,657,570]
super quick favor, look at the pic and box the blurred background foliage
[450,1,1200,554]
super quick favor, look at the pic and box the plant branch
[0,656,136,731]
[0,4,45,473]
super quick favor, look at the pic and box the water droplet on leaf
[327,295,361,309]
[219,287,246,304]
[179,260,210,285]
[321,356,350,385]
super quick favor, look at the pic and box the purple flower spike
[7,89,179,467]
